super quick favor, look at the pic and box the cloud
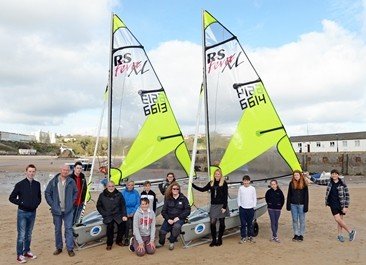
[0,0,114,132]
[0,1,365,138]
[148,19,366,136]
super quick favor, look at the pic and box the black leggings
[210,218,225,226]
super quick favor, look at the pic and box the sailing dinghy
[179,10,302,247]
[73,13,192,249]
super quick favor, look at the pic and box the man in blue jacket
[9,164,41,264]
[45,164,78,257]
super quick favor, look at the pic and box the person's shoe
[67,250,75,257]
[239,237,247,244]
[292,235,299,242]
[123,238,130,246]
[248,237,256,243]
[17,255,27,264]
[209,240,216,247]
[129,237,135,252]
[53,249,62,255]
[168,243,174,250]
[349,229,356,241]
[116,242,123,246]
[337,235,345,243]
[216,238,222,246]
[273,237,281,243]
[24,252,37,259]
[156,242,163,248]
[106,245,112,251]
[298,235,304,242]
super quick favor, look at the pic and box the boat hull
[180,198,267,246]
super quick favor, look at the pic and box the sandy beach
[0,156,365,265]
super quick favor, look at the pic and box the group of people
[10,162,87,263]
[9,164,357,263]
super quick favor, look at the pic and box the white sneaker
[17,255,27,264]
[24,252,37,259]
[168,243,174,250]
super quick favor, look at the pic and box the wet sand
[1,156,365,265]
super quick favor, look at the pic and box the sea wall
[297,152,366,175]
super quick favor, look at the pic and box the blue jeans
[290,204,306,236]
[17,209,36,256]
[159,219,185,244]
[239,207,255,238]
[53,211,74,251]
[268,209,281,237]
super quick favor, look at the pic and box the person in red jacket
[69,161,87,224]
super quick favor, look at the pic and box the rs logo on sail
[206,49,244,73]
[114,53,149,77]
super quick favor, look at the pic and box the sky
[0,0,365,137]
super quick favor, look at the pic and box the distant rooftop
[290,131,366,142]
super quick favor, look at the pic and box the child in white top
[237,175,256,243]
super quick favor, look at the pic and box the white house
[290,131,366,153]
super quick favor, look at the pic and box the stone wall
[297,152,366,175]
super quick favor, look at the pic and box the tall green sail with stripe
[202,11,301,181]
[108,14,191,184]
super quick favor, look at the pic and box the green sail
[109,14,192,184]
[202,10,301,181]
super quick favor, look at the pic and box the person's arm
[9,183,20,205]
[150,214,156,242]
[286,183,291,211]
[280,190,285,209]
[44,180,54,207]
[343,184,350,209]
[158,183,165,195]
[119,193,127,218]
[37,182,42,207]
[252,187,257,207]
[237,187,241,208]
[192,182,210,192]
[132,191,140,214]
[133,213,143,244]
[222,182,228,210]
[179,196,191,220]
[161,198,168,220]
[303,186,309,213]
[96,194,107,217]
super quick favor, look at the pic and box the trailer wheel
[253,221,259,237]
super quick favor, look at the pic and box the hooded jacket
[122,188,140,216]
[97,188,127,224]
[45,174,78,215]
[133,207,156,244]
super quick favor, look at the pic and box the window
[355,140,360,147]
[316,142,321,147]
[298,143,302,147]
[342,141,347,147]
[330,141,335,147]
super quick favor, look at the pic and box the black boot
[209,224,217,247]
[217,223,225,246]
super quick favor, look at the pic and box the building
[290,131,366,153]
[33,130,57,144]
[0,131,36,142]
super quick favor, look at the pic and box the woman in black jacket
[286,170,309,242]
[192,168,229,247]
[265,179,285,243]
[96,181,127,250]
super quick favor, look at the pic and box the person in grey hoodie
[130,198,156,256]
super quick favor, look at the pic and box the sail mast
[202,10,212,181]
[107,13,114,181]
